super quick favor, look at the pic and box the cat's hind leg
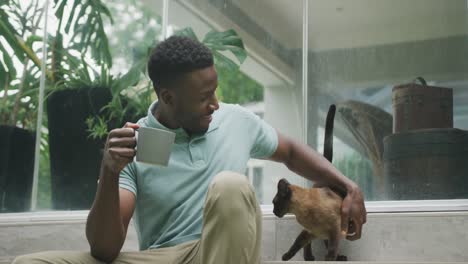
[282,230,314,261]
[303,242,315,261]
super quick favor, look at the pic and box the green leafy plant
[54,0,113,67]
[85,116,108,139]
[1,0,114,84]
[0,0,43,129]
[82,72,151,139]
[174,27,263,104]
[1,0,118,128]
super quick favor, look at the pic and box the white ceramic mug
[135,127,175,166]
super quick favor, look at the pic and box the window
[308,0,468,201]
[0,0,45,212]
[1,0,467,214]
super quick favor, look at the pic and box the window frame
[1,199,468,225]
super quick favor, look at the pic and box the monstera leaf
[0,3,25,84]
[203,29,246,65]
[54,0,113,67]
[174,27,198,40]
[174,27,247,72]
[0,0,46,127]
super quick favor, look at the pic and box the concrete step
[263,262,463,264]
[0,257,13,264]
[2,257,462,264]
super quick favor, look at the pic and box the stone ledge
[2,258,463,264]
[2,212,468,262]
[263,262,465,264]
[0,257,13,264]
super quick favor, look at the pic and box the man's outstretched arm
[86,123,139,262]
[269,132,367,240]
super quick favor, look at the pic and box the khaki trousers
[13,171,262,264]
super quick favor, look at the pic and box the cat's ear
[278,178,292,200]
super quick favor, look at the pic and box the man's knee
[210,171,253,197]
[207,171,257,217]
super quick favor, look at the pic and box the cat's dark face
[272,178,292,217]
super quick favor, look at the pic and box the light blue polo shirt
[119,101,278,250]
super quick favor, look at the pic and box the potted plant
[43,0,124,209]
[19,0,153,210]
[1,0,119,210]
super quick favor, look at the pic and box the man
[14,36,366,264]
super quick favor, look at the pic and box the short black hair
[147,35,214,94]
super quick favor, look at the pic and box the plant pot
[383,128,468,200]
[47,87,112,210]
[0,125,35,212]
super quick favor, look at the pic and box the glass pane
[168,0,305,204]
[308,0,468,201]
[0,1,45,212]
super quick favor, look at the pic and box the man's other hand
[341,183,367,240]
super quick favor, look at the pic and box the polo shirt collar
[145,101,220,140]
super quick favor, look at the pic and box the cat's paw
[336,255,348,261]
[282,252,295,261]
[304,254,315,261]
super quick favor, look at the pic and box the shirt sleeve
[119,162,137,196]
[236,106,278,159]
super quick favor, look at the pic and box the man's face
[172,65,219,134]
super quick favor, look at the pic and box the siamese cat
[272,104,349,261]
